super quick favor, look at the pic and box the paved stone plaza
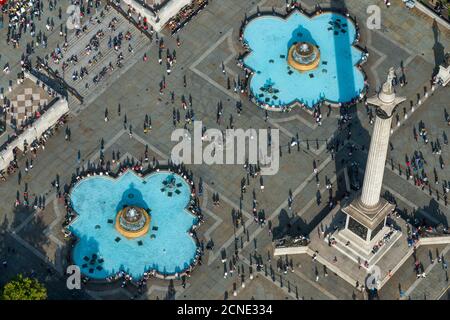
[1,0,450,300]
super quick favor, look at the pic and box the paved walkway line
[266,115,298,123]
[286,166,342,234]
[366,29,387,89]
[268,114,317,130]
[224,30,239,77]
[9,231,61,273]
[45,196,63,237]
[294,114,318,130]
[379,245,415,289]
[268,155,333,223]
[207,216,253,266]
[202,186,209,208]
[204,183,253,220]
[267,119,325,156]
[10,231,98,299]
[46,197,65,250]
[385,164,447,208]
[404,244,450,298]
[203,207,224,241]
[239,256,300,300]
[190,28,240,101]
[268,118,295,138]
[49,234,64,248]
[204,182,257,265]
[375,23,415,57]
[88,129,127,162]
[437,282,450,299]
[189,28,232,69]
[307,247,359,290]
[382,184,440,225]
[238,155,333,254]
[200,188,226,265]
[12,209,42,234]
[132,132,169,160]
[292,268,338,300]
[13,193,57,234]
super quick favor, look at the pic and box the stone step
[58,27,128,78]
[80,27,148,78]
[50,14,126,73]
[66,12,124,49]
[74,37,151,104]
[75,45,146,97]
[368,230,404,267]
[332,228,404,267]
[67,29,149,94]
[332,232,370,263]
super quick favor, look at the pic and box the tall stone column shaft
[360,114,392,207]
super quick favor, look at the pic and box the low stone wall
[273,245,308,256]
[415,1,450,30]
[418,236,450,246]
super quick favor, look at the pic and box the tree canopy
[1,274,47,300]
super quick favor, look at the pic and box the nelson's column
[340,67,406,253]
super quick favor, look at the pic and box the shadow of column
[432,19,446,77]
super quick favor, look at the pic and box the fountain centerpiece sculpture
[115,206,151,239]
[287,42,321,72]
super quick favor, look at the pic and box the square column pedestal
[340,196,395,256]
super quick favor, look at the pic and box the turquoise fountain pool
[243,11,366,109]
[68,171,198,279]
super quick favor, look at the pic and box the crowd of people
[3,0,43,48]
[46,8,132,88]
[407,219,450,247]
[274,235,310,248]
[167,0,208,35]
[6,112,67,179]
